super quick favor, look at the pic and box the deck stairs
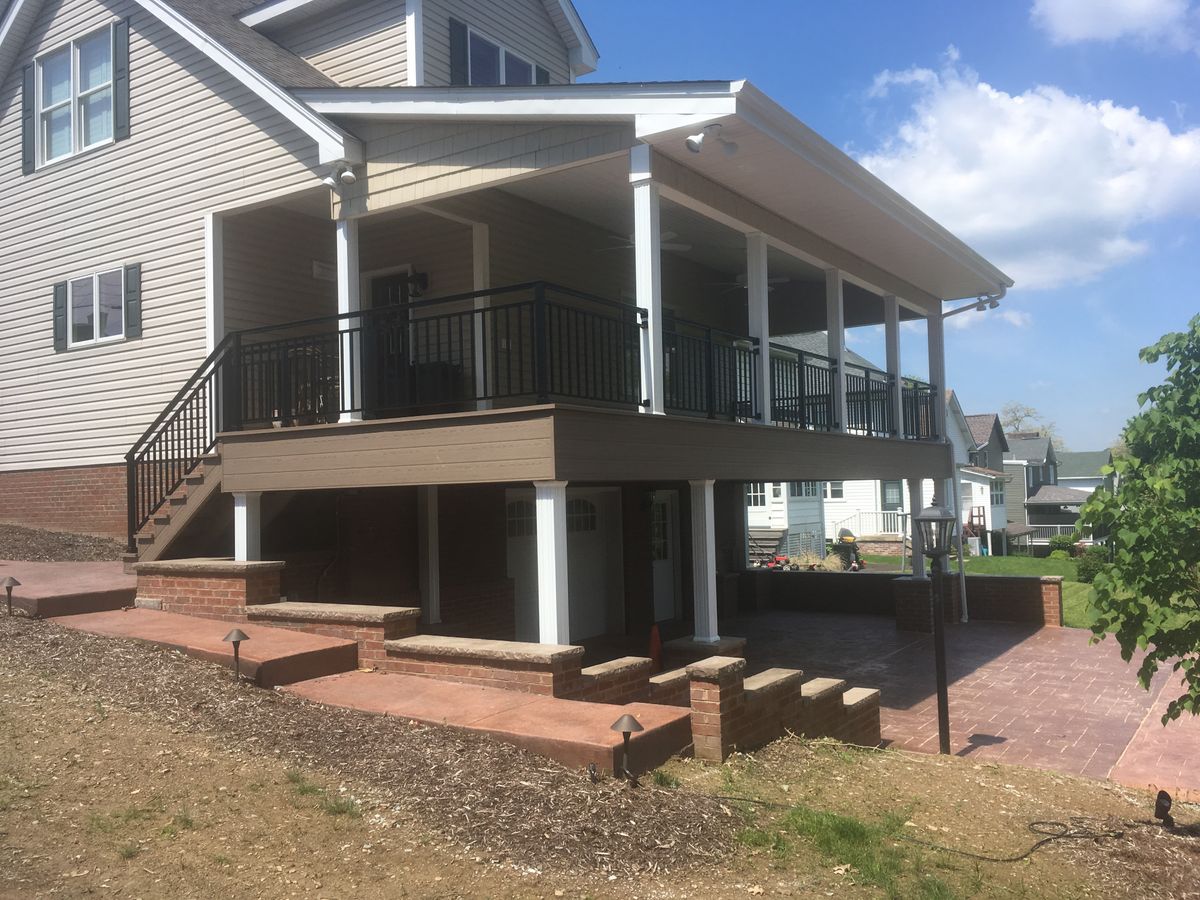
[125,454,223,567]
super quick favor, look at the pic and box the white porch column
[907,477,926,577]
[884,294,903,437]
[418,486,441,625]
[927,309,946,440]
[534,480,570,644]
[233,491,262,562]
[825,268,847,432]
[630,144,664,415]
[746,232,772,424]
[336,218,362,422]
[689,479,720,643]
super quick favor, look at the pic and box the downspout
[952,466,969,622]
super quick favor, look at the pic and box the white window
[68,268,124,347]
[788,481,821,498]
[746,483,766,507]
[825,481,844,500]
[464,26,549,86]
[992,479,1005,506]
[37,26,114,166]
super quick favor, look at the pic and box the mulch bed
[0,523,124,562]
[0,614,736,877]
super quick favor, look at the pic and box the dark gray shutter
[124,263,142,338]
[449,18,469,85]
[53,283,68,351]
[535,66,550,85]
[21,66,35,174]
[113,18,131,142]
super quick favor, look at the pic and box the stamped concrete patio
[731,610,1199,801]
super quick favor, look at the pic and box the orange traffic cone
[648,623,663,673]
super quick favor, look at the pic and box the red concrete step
[49,608,358,688]
[286,670,693,773]
[2,560,135,618]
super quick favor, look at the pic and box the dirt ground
[2,614,1198,899]
[0,523,124,562]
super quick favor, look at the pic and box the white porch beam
[535,480,570,644]
[884,294,903,437]
[336,218,362,422]
[233,491,262,562]
[630,144,664,415]
[927,310,946,440]
[746,232,772,424]
[689,479,720,643]
[418,485,441,625]
[825,268,848,432]
[907,477,925,578]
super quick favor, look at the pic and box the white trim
[457,20,550,87]
[204,212,224,355]
[64,266,126,349]
[0,0,34,84]
[135,0,360,165]
[34,23,117,170]
[405,0,423,86]
[631,145,663,415]
[239,0,329,29]
[534,480,570,645]
[543,0,598,76]
[233,491,262,562]
[336,219,361,422]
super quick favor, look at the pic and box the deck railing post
[224,332,242,432]
[704,328,716,419]
[533,283,550,402]
[125,455,137,554]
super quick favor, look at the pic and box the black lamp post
[223,628,250,683]
[916,504,956,755]
[610,713,644,783]
[3,577,19,617]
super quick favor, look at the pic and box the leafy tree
[1080,314,1200,722]
[999,402,1066,449]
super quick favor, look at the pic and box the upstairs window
[24,21,129,173]
[449,19,550,86]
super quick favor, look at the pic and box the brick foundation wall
[247,613,419,669]
[894,574,1062,632]
[0,463,127,539]
[134,560,283,622]
[379,640,584,697]
[857,540,905,556]
[561,657,654,703]
[648,669,690,707]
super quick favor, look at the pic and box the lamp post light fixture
[610,713,644,783]
[222,628,250,684]
[2,577,19,617]
[915,504,956,756]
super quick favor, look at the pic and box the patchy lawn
[3,614,1198,898]
[0,522,124,562]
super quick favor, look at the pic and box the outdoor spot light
[223,628,250,683]
[685,124,737,156]
[915,504,957,756]
[2,577,19,617]
[611,713,644,783]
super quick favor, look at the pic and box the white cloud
[858,53,1200,289]
[1031,0,1196,48]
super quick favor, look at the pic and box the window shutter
[124,263,142,338]
[53,282,68,351]
[21,66,35,174]
[449,18,469,85]
[113,18,131,142]
[535,65,550,85]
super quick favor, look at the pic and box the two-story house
[0,0,1012,648]
[1002,433,1092,544]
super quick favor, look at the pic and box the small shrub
[651,769,679,788]
[1076,546,1108,584]
[118,845,141,861]
[1048,549,1070,560]
[1047,533,1077,555]
[319,796,361,818]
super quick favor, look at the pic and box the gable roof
[1004,433,1050,465]
[965,413,1007,451]
[1056,450,1111,479]
[0,0,357,163]
[771,332,878,370]
[1026,484,1092,505]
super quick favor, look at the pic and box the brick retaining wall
[0,463,127,539]
[134,559,283,621]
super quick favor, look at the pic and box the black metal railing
[902,379,938,440]
[663,318,758,420]
[769,345,836,431]
[844,363,895,437]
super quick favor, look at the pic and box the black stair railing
[768,344,836,431]
[844,363,895,437]
[663,317,759,420]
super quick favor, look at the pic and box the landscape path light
[915,503,956,755]
[3,577,19,617]
[223,628,250,684]
[611,713,644,783]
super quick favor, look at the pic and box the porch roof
[295,80,1014,304]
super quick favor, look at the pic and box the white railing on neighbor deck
[833,510,908,537]
[1029,524,1086,542]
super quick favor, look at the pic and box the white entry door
[650,490,681,622]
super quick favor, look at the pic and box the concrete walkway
[731,610,1198,801]
[0,559,134,617]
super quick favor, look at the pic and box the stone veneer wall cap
[649,668,689,687]
[686,655,747,681]
[580,656,653,677]
[384,634,585,664]
[247,602,421,625]
[133,558,287,575]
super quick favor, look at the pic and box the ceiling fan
[597,230,693,252]
[713,273,790,294]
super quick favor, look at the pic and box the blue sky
[574,0,1200,450]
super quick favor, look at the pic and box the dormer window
[22,20,129,174]
[449,19,550,86]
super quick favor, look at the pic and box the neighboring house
[963,412,1011,553]
[1002,433,1093,543]
[0,0,1012,648]
[1056,450,1114,495]
[744,479,825,562]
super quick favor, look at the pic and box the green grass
[960,555,1078,580]
[1062,581,1099,629]
[319,796,361,818]
[651,769,680,788]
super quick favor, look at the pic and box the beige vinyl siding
[271,0,409,87]
[360,211,474,297]
[0,0,325,471]
[337,120,635,218]
[223,207,336,333]
[423,0,571,86]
